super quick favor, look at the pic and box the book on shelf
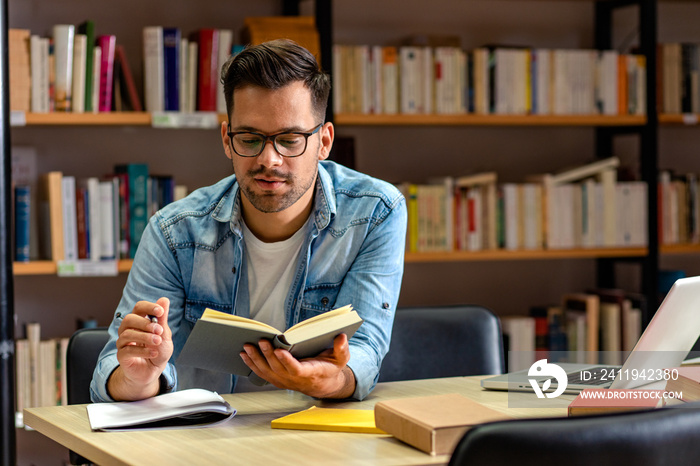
[216,29,234,114]
[163,27,181,112]
[114,45,143,112]
[568,389,664,416]
[86,388,235,431]
[14,185,31,262]
[38,171,64,261]
[52,25,75,112]
[143,26,164,113]
[186,40,198,113]
[177,304,362,384]
[178,37,189,113]
[332,43,645,117]
[71,33,87,113]
[374,393,514,456]
[271,406,384,434]
[97,34,116,112]
[664,367,700,402]
[658,169,700,246]
[562,293,600,364]
[77,20,95,112]
[9,28,31,112]
[192,28,219,112]
[16,322,70,417]
[501,315,535,372]
[242,16,320,65]
[30,34,50,113]
[114,163,149,258]
[12,146,39,260]
[91,45,101,115]
[75,185,88,259]
[61,175,78,261]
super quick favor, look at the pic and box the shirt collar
[213,162,337,233]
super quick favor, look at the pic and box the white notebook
[86,388,235,431]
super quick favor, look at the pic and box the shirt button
[321,297,329,306]
[231,267,236,274]
[382,302,390,310]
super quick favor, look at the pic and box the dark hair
[220,39,330,122]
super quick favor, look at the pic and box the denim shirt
[90,160,407,402]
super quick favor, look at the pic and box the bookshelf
[4,0,700,463]
[335,114,648,127]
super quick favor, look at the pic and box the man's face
[222,81,331,214]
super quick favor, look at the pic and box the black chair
[379,305,504,382]
[66,327,110,465]
[449,405,700,466]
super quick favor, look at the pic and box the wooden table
[24,376,575,465]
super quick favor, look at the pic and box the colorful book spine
[75,186,88,259]
[115,45,143,111]
[115,164,149,258]
[194,28,219,112]
[163,27,181,111]
[52,25,75,112]
[14,185,31,262]
[97,35,116,112]
[77,21,95,112]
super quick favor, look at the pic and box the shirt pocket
[184,300,233,326]
[299,283,342,321]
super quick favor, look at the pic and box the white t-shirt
[241,219,308,331]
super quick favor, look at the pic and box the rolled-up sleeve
[339,194,407,400]
[90,215,185,402]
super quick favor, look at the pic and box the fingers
[241,341,288,374]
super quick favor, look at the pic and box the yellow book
[271,406,386,434]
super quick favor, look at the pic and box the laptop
[481,276,700,394]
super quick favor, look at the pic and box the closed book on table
[271,406,384,434]
[374,393,513,456]
[664,367,700,402]
[567,388,664,416]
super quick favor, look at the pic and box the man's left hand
[240,333,356,399]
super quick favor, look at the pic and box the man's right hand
[107,297,173,401]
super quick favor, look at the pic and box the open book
[177,304,363,384]
[86,389,235,431]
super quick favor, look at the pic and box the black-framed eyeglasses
[227,123,323,158]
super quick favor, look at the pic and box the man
[90,39,407,402]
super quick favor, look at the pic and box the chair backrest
[449,405,700,466]
[67,327,110,405]
[66,327,110,465]
[379,305,504,382]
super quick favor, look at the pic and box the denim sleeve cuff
[89,354,178,402]
[347,344,379,401]
[90,353,121,402]
[159,363,177,394]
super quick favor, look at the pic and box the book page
[286,304,354,333]
[202,308,280,333]
[284,308,361,344]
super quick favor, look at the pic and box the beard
[238,163,318,213]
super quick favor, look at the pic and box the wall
[10,0,700,463]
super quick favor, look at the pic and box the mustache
[247,167,292,180]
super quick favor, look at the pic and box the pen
[147,315,158,324]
